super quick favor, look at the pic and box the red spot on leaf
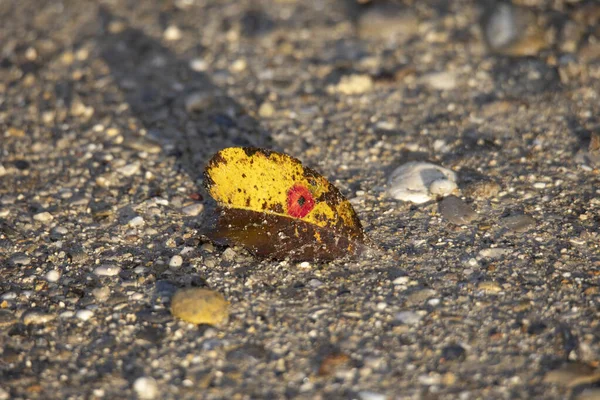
[287,184,315,218]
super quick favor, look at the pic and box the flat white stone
[134,377,159,400]
[387,161,457,203]
[45,270,60,283]
[75,309,94,321]
[94,265,121,277]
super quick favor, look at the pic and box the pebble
[181,203,204,216]
[328,74,373,95]
[438,196,478,225]
[128,216,145,227]
[22,310,56,325]
[94,265,121,277]
[0,387,8,400]
[388,162,457,203]
[170,288,229,326]
[392,276,410,285]
[33,211,54,222]
[421,71,457,90]
[10,254,31,266]
[0,310,17,327]
[117,163,140,177]
[189,58,208,72]
[478,248,511,260]
[133,376,159,400]
[394,311,423,325]
[480,1,546,56]
[358,391,388,400]
[480,1,520,51]
[406,289,437,305]
[477,281,502,294]
[258,102,275,118]
[169,255,183,268]
[184,92,215,114]
[501,214,536,232]
[75,309,94,321]
[92,287,111,301]
[45,270,60,282]
[440,345,467,362]
[163,25,182,41]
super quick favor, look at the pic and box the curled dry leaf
[202,147,371,261]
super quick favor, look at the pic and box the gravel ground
[1,0,599,399]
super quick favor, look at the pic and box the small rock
[117,163,140,177]
[184,92,215,114]
[440,345,466,362]
[478,281,502,294]
[392,276,410,285]
[543,363,600,388]
[358,391,387,400]
[169,255,183,268]
[394,311,423,325]
[0,387,8,400]
[258,102,275,118]
[10,254,30,266]
[0,310,17,327]
[163,25,182,41]
[94,265,121,277]
[181,203,204,216]
[388,161,457,204]
[501,214,536,232]
[480,1,547,56]
[189,58,208,72]
[92,287,111,301]
[128,216,145,227]
[478,248,511,260]
[33,211,54,223]
[328,74,373,95]
[438,196,478,225]
[75,309,94,321]
[133,376,159,400]
[406,289,437,305]
[421,71,457,90]
[22,310,56,325]
[45,270,60,283]
[170,288,229,326]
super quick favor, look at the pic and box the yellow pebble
[170,288,229,326]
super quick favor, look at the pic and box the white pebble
[359,391,388,400]
[75,309,94,321]
[421,71,457,90]
[394,311,424,325]
[128,216,145,227]
[45,270,60,283]
[117,163,140,177]
[33,211,54,222]
[169,255,183,268]
[392,276,410,285]
[189,58,208,72]
[428,298,441,306]
[387,161,457,203]
[163,25,182,41]
[181,203,204,216]
[94,265,121,277]
[133,377,159,400]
